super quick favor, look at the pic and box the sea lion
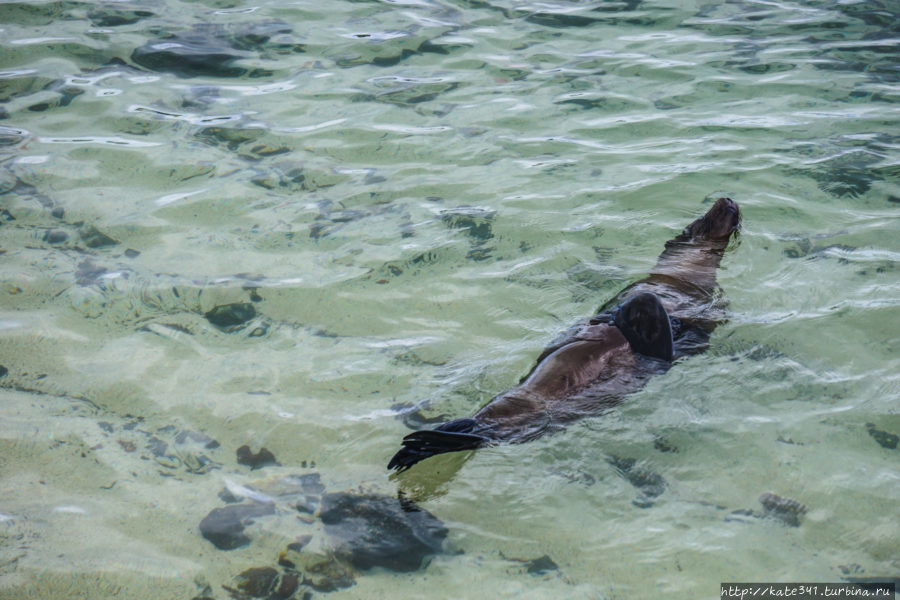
[388,198,741,472]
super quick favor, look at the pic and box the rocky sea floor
[2,0,899,598]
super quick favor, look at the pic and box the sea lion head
[681,197,741,242]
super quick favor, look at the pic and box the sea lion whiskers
[679,197,741,243]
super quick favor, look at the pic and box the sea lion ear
[613,292,674,362]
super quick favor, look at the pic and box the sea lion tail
[388,418,491,472]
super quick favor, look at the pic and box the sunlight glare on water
[0,0,898,598]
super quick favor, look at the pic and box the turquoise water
[1,0,898,598]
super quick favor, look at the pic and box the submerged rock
[44,229,68,244]
[131,21,300,78]
[319,492,448,572]
[204,303,257,330]
[199,502,275,550]
[440,207,495,242]
[297,557,356,593]
[88,5,155,27]
[525,555,559,575]
[233,566,279,597]
[724,492,808,527]
[228,566,301,599]
[502,552,560,576]
[236,445,280,470]
[439,206,497,261]
[221,565,301,599]
[80,225,119,248]
[132,28,251,78]
[607,456,666,508]
[758,492,806,527]
[199,472,449,595]
[866,423,898,450]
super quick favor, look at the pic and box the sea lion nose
[716,198,741,228]
[717,197,737,212]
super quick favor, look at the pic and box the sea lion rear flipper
[388,418,491,472]
[613,292,674,362]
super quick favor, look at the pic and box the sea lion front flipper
[613,292,674,362]
[388,418,492,472]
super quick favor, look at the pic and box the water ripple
[1,0,899,596]
[36,135,161,147]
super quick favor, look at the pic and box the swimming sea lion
[388,198,741,472]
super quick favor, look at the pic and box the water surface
[1,0,898,598]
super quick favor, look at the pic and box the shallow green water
[1,0,898,598]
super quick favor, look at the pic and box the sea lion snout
[711,197,741,236]
[683,197,741,241]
